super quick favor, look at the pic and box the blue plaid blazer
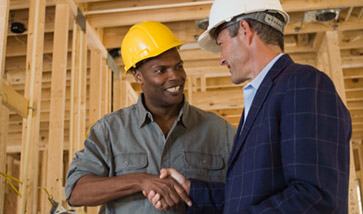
[188,54,352,213]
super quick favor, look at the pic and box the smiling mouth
[166,85,181,92]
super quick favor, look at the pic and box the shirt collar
[244,53,284,90]
[136,93,189,128]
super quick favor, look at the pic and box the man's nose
[219,55,226,65]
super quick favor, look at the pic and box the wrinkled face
[134,48,186,109]
[216,24,252,84]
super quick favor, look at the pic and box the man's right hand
[143,168,192,210]
[139,173,190,210]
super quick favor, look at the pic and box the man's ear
[239,20,253,44]
[133,70,144,85]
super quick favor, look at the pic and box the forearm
[69,173,145,206]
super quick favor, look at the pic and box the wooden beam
[17,0,46,213]
[87,4,211,28]
[285,16,363,35]
[282,0,363,13]
[46,2,69,212]
[84,0,363,28]
[1,81,28,118]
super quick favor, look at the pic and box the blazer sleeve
[187,179,225,214]
[243,67,352,213]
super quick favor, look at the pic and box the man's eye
[176,65,184,70]
[155,68,165,73]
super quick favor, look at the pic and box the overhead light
[109,48,121,58]
[196,19,209,30]
[303,9,340,22]
[315,9,339,22]
[10,22,27,34]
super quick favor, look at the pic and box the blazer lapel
[227,54,294,167]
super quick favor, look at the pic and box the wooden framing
[2,0,363,213]
[316,31,359,213]
[1,2,11,210]
[0,106,9,214]
[45,2,70,213]
[17,0,46,213]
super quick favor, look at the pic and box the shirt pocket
[184,151,225,181]
[114,153,148,175]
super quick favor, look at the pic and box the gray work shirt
[65,95,236,214]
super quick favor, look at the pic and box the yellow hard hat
[121,21,184,72]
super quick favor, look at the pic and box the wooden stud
[345,7,354,22]
[113,71,122,111]
[0,105,9,213]
[121,74,128,108]
[17,0,46,213]
[200,74,206,92]
[187,76,193,104]
[101,59,108,116]
[69,23,81,165]
[0,3,11,210]
[358,7,363,19]
[107,68,112,113]
[79,30,87,150]
[89,50,103,124]
[46,2,69,212]
[39,151,48,214]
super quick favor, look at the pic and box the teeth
[167,86,180,92]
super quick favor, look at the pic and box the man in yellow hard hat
[148,0,352,213]
[64,21,236,214]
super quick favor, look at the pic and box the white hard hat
[198,0,290,53]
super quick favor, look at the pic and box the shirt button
[123,161,129,166]
[202,159,207,164]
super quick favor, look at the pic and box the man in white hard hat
[147,0,352,213]
[65,21,236,214]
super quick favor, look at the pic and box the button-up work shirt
[65,94,236,214]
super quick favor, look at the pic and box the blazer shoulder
[281,62,336,91]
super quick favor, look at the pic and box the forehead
[149,48,182,65]
[216,28,231,43]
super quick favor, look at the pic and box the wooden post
[39,151,48,214]
[113,71,122,111]
[101,59,108,116]
[316,31,359,214]
[17,0,46,213]
[46,2,69,212]
[0,0,10,212]
[69,23,87,162]
[89,50,103,125]
[79,31,87,151]
[0,104,9,214]
[69,22,81,164]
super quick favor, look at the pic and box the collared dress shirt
[243,53,284,121]
[65,94,236,214]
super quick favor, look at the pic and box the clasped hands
[142,168,192,210]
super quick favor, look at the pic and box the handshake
[141,168,192,210]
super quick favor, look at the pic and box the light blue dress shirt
[243,53,284,121]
